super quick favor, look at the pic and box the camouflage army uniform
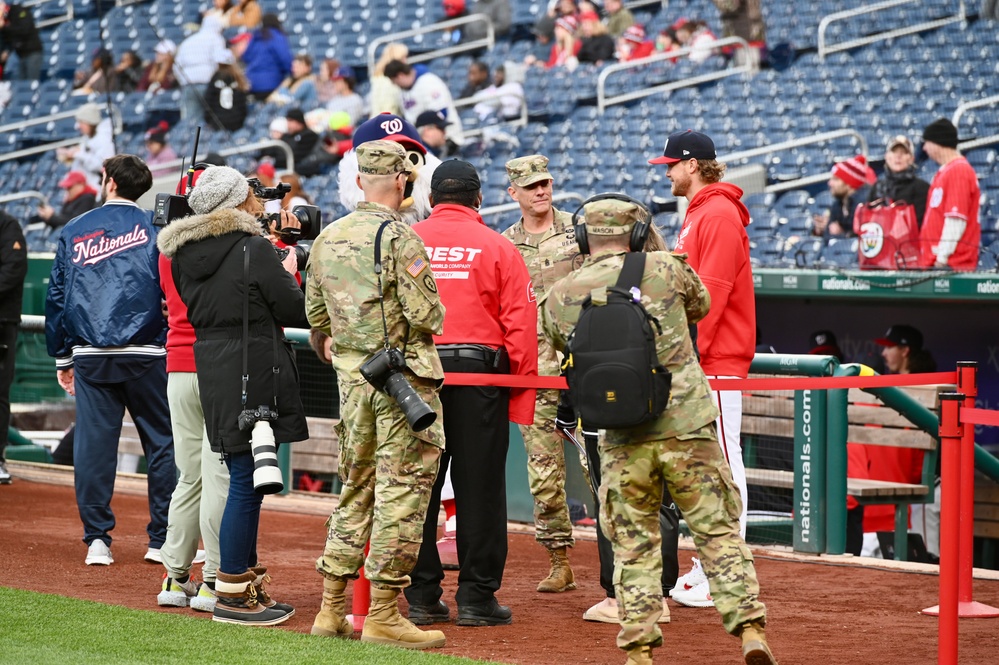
[541,199,767,656]
[307,141,446,591]
[502,155,581,552]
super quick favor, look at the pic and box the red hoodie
[159,253,197,373]
[673,182,756,378]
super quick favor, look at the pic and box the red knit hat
[831,154,875,190]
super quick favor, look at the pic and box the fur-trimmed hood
[157,208,263,281]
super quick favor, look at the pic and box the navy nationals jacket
[45,200,166,368]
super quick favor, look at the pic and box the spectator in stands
[204,0,233,22]
[138,40,177,94]
[808,329,845,363]
[143,123,178,179]
[576,10,615,65]
[112,50,143,94]
[0,2,42,80]
[616,24,654,61]
[460,60,491,99]
[268,53,318,111]
[174,15,230,121]
[56,104,115,188]
[867,135,931,228]
[225,0,262,30]
[279,173,313,211]
[918,117,981,270]
[385,60,466,149]
[673,18,718,63]
[315,59,340,105]
[603,0,634,38]
[237,13,292,100]
[322,64,365,127]
[202,51,249,133]
[368,43,408,117]
[298,111,354,177]
[0,207,27,486]
[416,110,460,159]
[813,154,875,238]
[73,48,116,96]
[36,171,99,233]
[712,0,766,68]
[263,107,319,170]
[527,15,580,69]
[472,61,526,122]
[655,28,681,58]
[463,0,513,42]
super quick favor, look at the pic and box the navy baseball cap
[649,129,716,165]
[352,113,426,154]
[874,324,923,350]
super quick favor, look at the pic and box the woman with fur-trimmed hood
[156,165,308,626]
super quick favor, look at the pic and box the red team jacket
[918,155,981,270]
[673,182,756,378]
[412,204,538,425]
[158,253,197,373]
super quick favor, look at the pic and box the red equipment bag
[853,200,921,270]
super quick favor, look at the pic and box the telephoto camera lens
[383,373,437,432]
[250,421,284,494]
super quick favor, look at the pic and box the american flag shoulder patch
[406,257,427,277]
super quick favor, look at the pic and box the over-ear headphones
[572,192,652,255]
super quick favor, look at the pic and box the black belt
[437,344,500,366]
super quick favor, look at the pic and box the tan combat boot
[741,621,778,665]
[625,645,654,664]
[311,576,354,637]
[361,587,446,649]
[537,546,577,593]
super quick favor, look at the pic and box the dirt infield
[3,477,999,664]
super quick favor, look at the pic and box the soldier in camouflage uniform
[305,140,448,650]
[501,154,580,592]
[540,198,776,665]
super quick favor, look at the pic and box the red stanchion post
[955,362,999,618]
[921,392,962,665]
[347,542,371,632]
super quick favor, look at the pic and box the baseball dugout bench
[975,480,999,568]
[742,377,943,561]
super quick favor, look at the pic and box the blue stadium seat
[821,237,859,268]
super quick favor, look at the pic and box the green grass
[0,587,493,665]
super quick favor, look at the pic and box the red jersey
[625,41,656,61]
[919,156,980,270]
[158,253,197,373]
[673,182,756,378]
[412,204,538,425]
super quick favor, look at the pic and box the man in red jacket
[650,129,756,609]
[404,159,538,628]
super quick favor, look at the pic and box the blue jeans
[219,451,261,575]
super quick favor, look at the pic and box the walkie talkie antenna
[184,127,202,196]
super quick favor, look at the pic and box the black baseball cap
[649,129,717,165]
[415,110,451,130]
[874,324,923,350]
[431,159,481,193]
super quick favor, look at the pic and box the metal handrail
[717,129,868,195]
[0,109,80,136]
[367,14,495,72]
[479,192,586,221]
[596,36,752,113]
[0,191,49,206]
[817,0,966,59]
[0,138,83,164]
[24,0,74,29]
[952,95,999,152]
[454,89,528,140]
[144,139,298,177]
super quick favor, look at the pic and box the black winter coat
[156,208,309,455]
[867,172,931,229]
[0,210,27,323]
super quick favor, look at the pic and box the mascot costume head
[338,113,442,225]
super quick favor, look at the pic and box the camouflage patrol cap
[584,198,645,236]
[505,154,553,187]
[356,139,413,175]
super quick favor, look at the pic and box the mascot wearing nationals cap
[338,113,442,225]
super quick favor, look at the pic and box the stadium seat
[821,237,859,268]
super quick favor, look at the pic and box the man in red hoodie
[404,159,538,628]
[650,129,755,609]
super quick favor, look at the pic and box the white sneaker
[193,549,207,565]
[0,460,12,484]
[85,540,114,566]
[144,547,162,563]
[157,574,198,607]
[671,579,714,608]
[669,557,706,598]
[583,597,670,623]
[190,583,217,612]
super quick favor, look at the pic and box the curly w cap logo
[859,221,885,258]
[380,117,404,135]
[71,224,150,266]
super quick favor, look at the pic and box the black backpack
[563,253,671,430]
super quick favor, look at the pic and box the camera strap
[373,219,394,351]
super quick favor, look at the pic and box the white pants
[708,378,747,538]
[910,480,941,557]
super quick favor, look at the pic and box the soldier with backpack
[540,196,776,665]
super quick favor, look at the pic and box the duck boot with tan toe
[212,570,293,626]
[537,546,576,593]
[740,621,778,665]
[250,565,295,617]
[625,645,654,664]
[361,587,446,650]
[312,576,354,637]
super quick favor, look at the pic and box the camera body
[238,403,279,432]
[152,193,193,227]
[360,348,437,432]
[262,204,321,243]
